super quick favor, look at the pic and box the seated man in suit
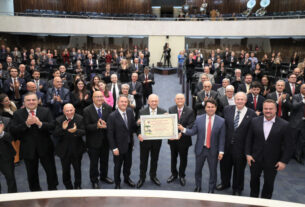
[285,73,300,97]
[246,81,265,116]
[54,104,85,189]
[32,70,47,94]
[10,92,58,191]
[136,94,167,188]
[246,99,294,199]
[195,81,218,115]
[107,95,137,189]
[217,85,235,117]
[237,73,252,94]
[179,99,225,193]
[0,115,17,193]
[167,93,195,186]
[46,77,70,118]
[267,80,291,120]
[217,92,256,196]
[84,91,113,189]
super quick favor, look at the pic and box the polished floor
[0,73,304,204]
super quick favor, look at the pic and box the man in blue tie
[179,99,225,193]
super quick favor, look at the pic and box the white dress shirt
[227,96,235,105]
[149,107,157,115]
[234,106,248,127]
[263,117,275,140]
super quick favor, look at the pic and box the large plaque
[140,114,178,140]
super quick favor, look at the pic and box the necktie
[30,110,35,116]
[292,84,295,95]
[132,82,135,90]
[253,95,257,111]
[278,93,282,117]
[151,110,155,115]
[36,80,39,91]
[206,93,209,98]
[67,118,72,122]
[56,89,59,96]
[97,108,102,119]
[178,109,182,120]
[123,112,128,128]
[14,78,20,99]
[145,75,148,86]
[234,110,240,130]
[206,116,212,149]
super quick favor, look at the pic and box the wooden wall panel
[14,0,151,14]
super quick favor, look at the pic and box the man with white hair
[217,85,235,117]
[217,78,230,98]
[216,92,256,196]
[107,74,121,110]
[195,81,218,115]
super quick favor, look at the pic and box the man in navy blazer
[179,99,225,193]
[246,99,294,199]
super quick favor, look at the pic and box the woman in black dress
[118,59,130,83]
[71,79,91,115]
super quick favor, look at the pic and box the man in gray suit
[179,99,225,193]
[195,81,218,115]
[217,78,230,98]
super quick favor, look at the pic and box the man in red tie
[246,81,265,116]
[179,99,225,193]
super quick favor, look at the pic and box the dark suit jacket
[290,94,305,128]
[0,116,16,160]
[185,114,225,156]
[138,106,167,147]
[83,103,112,149]
[237,83,250,93]
[168,105,195,147]
[217,95,230,117]
[284,82,300,97]
[3,77,27,101]
[128,81,143,109]
[84,59,96,74]
[246,93,265,113]
[246,116,293,165]
[195,90,218,115]
[266,92,291,120]
[139,73,154,95]
[46,87,70,117]
[54,113,86,158]
[130,64,143,74]
[32,79,47,93]
[223,106,257,154]
[107,108,137,154]
[10,107,55,159]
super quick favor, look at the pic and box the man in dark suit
[83,91,113,189]
[167,93,195,186]
[139,67,154,105]
[179,99,225,193]
[185,53,195,83]
[2,56,17,71]
[217,85,235,117]
[3,67,27,107]
[59,65,73,89]
[32,70,47,94]
[136,94,167,188]
[195,81,218,115]
[216,92,257,195]
[84,53,96,81]
[128,72,143,119]
[107,74,121,110]
[267,80,291,120]
[130,58,143,75]
[46,77,70,118]
[237,73,252,94]
[10,92,58,191]
[246,81,265,116]
[54,104,85,189]
[194,73,210,95]
[246,99,294,199]
[231,69,243,93]
[107,95,137,189]
[284,73,300,97]
[18,64,31,83]
[0,115,17,193]
[290,83,305,164]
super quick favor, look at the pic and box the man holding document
[178,99,225,193]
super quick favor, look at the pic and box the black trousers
[88,141,110,183]
[60,156,82,189]
[24,151,58,191]
[139,141,162,180]
[219,145,247,191]
[0,157,17,193]
[113,143,133,185]
[250,161,277,199]
[169,143,189,178]
[142,90,152,106]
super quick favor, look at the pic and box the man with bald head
[54,104,85,189]
[83,91,113,188]
[46,76,70,118]
[217,92,256,196]
[167,93,195,186]
[24,81,45,106]
[136,94,166,188]
[195,80,218,115]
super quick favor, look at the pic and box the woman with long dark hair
[98,80,114,107]
[118,59,130,83]
[71,79,91,115]
[89,75,101,94]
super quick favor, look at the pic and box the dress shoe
[216,184,230,191]
[124,178,135,187]
[101,177,114,184]
[179,177,186,186]
[115,184,121,189]
[208,189,214,194]
[232,190,242,196]
[194,187,201,192]
[136,179,145,188]
[74,185,82,189]
[92,182,100,189]
[167,175,177,183]
[151,177,161,186]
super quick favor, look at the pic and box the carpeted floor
[1,73,304,204]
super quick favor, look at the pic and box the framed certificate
[140,114,178,140]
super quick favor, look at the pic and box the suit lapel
[116,110,128,130]
[266,117,279,141]
[90,105,100,121]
